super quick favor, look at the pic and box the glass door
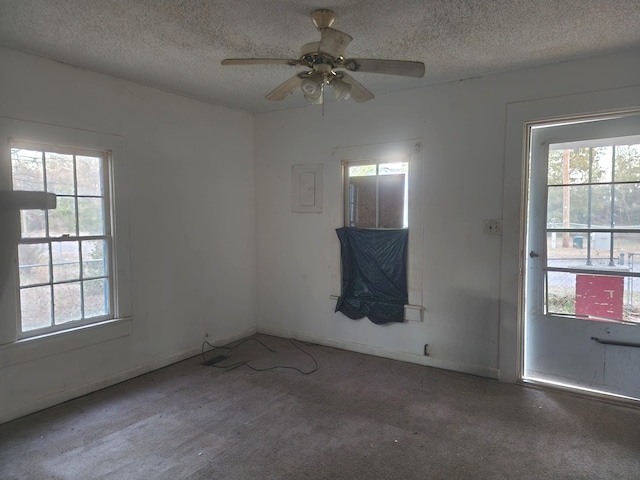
[524,112,640,400]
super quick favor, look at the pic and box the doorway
[523,112,640,400]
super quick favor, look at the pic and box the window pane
[11,149,44,191]
[20,285,52,331]
[548,147,613,185]
[348,164,376,177]
[53,282,82,324]
[78,197,104,235]
[20,209,46,238]
[82,240,107,278]
[52,241,80,282]
[546,187,563,229]
[614,144,640,182]
[18,243,50,286]
[547,149,584,185]
[76,156,103,196]
[545,270,576,315]
[48,196,76,237]
[589,232,613,263]
[348,176,377,227]
[614,233,640,264]
[592,147,613,184]
[547,185,611,229]
[567,149,590,184]
[613,183,640,228]
[84,279,108,318]
[590,185,613,228]
[378,174,406,228]
[45,152,75,195]
[379,162,408,175]
[547,231,584,264]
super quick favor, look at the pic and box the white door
[524,112,640,400]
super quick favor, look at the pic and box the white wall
[253,49,640,380]
[1,45,638,423]
[0,48,257,422]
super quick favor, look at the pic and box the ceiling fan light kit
[221,9,425,107]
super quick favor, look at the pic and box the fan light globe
[301,72,324,100]
[301,79,319,96]
[304,92,323,105]
[330,77,351,101]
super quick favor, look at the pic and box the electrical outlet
[423,344,429,356]
[484,219,503,236]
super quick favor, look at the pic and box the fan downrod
[311,9,336,29]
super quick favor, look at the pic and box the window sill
[0,317,132,367]
[330,295,423,322]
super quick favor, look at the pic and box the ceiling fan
[221,9,425,105]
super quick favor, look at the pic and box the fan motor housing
[300,42,320,56]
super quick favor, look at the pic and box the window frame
[0,117,132,365]
[331,139,425,321]
[11,140,115,338]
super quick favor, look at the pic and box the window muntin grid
[11,144,112,335]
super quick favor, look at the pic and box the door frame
[499,85,640,387]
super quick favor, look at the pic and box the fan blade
[340,73,374,103]
[221,58,300,66]
[317,27,352,58]
[342,58,425,78]
[265,74,303,101]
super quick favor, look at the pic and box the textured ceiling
[0,1,639,113]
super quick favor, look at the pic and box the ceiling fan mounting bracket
[311,9,336,30]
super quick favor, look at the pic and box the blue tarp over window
[335,227,408,324]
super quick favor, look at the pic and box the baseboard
[258,326,500,380]
[0,326,257,424]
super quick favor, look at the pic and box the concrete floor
[1,334,639,479]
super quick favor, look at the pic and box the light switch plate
[484,219,503,235]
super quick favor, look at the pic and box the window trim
[0,117,132,362]
[331,139,425,321]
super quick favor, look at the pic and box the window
[331,140,424,322]
[0,118,131,364]
[543,137,640,322]
[344,160,408,228]
[11,142,113,336]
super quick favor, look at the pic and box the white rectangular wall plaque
[292,164,323,213]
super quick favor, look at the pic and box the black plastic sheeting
[335,227,408,324]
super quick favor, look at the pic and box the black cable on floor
[201,336,275,363]
[201,337,318,375]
